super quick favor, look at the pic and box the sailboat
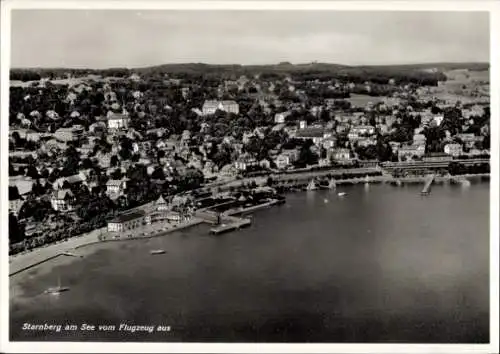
[45,276,70,295]
[306,179,318,191]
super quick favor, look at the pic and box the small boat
[337,192,347,197]
[45,277,69,295]
[324,199,329,204]
[306,179,318,191]
[150,249,166,255]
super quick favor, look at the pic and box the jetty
[421,174,436,195]
[210,216,252,235]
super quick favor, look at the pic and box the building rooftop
[109,210,145,224]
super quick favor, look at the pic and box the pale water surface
[10,183,490,342]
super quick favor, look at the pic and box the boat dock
[421,174,435,195]
[210,217,252,235]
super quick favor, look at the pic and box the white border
[1,1,498,353]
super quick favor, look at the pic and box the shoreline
[9,173,489,277]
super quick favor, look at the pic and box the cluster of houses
[8,72,490,242]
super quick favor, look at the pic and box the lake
[10,182,490,343]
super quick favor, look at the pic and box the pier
[421,174,436,195]
[210,216,252,235]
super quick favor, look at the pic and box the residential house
[50,189,75,212]
[433,114,444,126]
[398,145,423,161]
[234,154,259,171]
[106,179,127,199]
[350,125,375,136]
[275,149,299,169]
[295,128,331,146]
[322,137,337,149]
[274,111,291,124]
[9,195,25,216]
[444,143,463,157]
[54,125,85,142]
[413,134,427,146]
[329,148,351,162]
[52,172,88,190]
[107,111,130,131]
[202,100,239,115]
[456,133,484,149]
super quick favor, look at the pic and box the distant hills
[10,62,489,83]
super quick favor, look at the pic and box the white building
[107,112,130,130]
[202,100,239,115]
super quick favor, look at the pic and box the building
[107,112,130,130]
[107,211,145,233]
[422,153,453,162]
[350,125,376,136]
[50,189,75,212]
[444,143,463,157]
[456,133,484,149]
[275,149,299,169]
[295,128,331,146]
[145,195,171,224]
[9,196,24,216]
[54,125,85,142]
[397,144,425,161]
[234,154,259,171]
[329,148,351,162]
[106,179,127,198]
[202,100,239,115]
[274,111,291,124]
[433,114,444,126]
[413,134,427,146]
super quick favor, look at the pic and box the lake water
[10,182,490,343]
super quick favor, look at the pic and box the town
[8,63,490,256]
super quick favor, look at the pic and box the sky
[10,10,490,69]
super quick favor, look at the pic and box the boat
[44,277,69,295]
[150,249,166,255]
[324,199,329,203]
[337,192,347,197]
[306,179,318,191]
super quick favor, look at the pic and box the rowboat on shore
[150,249,166,255]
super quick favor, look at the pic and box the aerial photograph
[5,7,492,347]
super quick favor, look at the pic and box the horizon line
[9,60,491,72]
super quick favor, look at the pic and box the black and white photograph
[1,1,498,353]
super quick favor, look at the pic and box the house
[106,179,127,198]
[457,133,484,149]
[234,154,259,171]
[107,111,130,130]
[202,100,239,115]
[433,114,444,126]
[397,145,423,161]
[52,172,88,190]
[329,148,351,162]
[322,137,337,149]
[54,125,85,142]
[357,138,377,147]
[107,211,145,233]
[295,128,330,146]
[350,125,375,136]
[413,134,427,146]
[388,141,401,154]
[444,143,463,157]
[274,111,291,124]
[9,196,25,216]
[50,189,75,212]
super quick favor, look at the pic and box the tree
[9,213,25,244]
[110,155,119,167]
